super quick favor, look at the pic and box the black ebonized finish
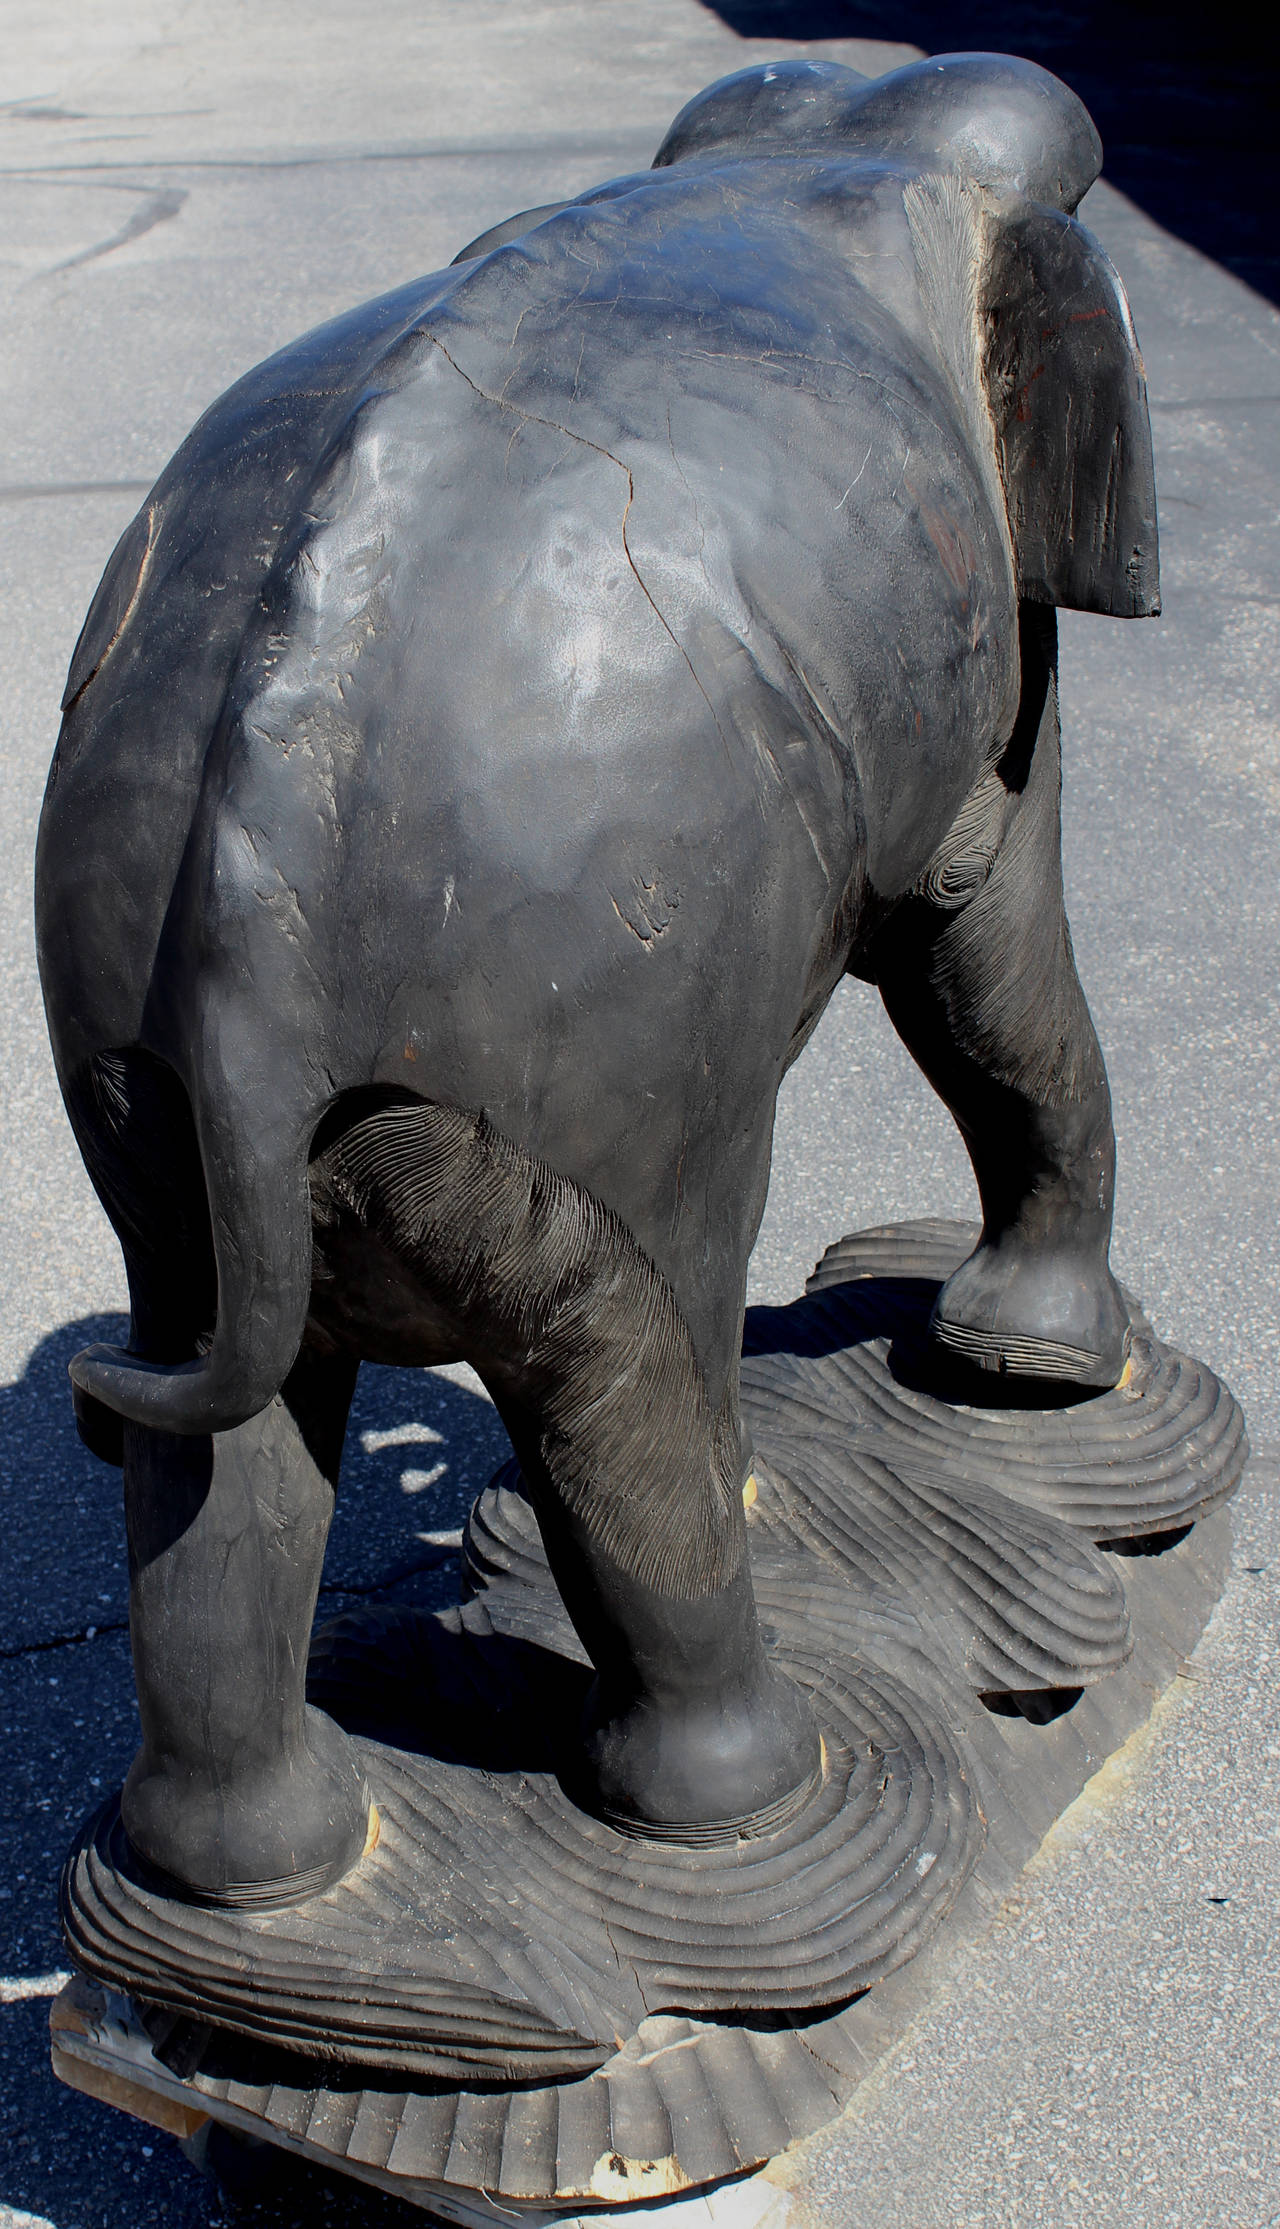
[39,56,1170,1910]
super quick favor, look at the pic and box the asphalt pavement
[0,6,1276,2226]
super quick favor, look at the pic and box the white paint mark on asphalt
[0,1972,70,2003]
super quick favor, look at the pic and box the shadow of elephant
[0,1318,506,1650]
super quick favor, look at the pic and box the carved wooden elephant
[37,52,1159,1903]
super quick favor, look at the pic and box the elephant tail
[67,1048,316,1438]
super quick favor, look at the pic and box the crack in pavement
[0,1548,461,1662]
[0,131,659,179]
[41,182,186,275]
[0,479,152,502]
[0,1619,129,1661]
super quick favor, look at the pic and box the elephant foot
[578,1664,823,1844]
[931,1234,1130,1391]
[121,1707,375,1909]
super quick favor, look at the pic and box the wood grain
[56,1221,1245,2203]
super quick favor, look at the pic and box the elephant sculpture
[36,52,1159,1907]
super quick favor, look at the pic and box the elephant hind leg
[315,1095,820,1837]
[63,1050,370,1902]
[875,604,1129,1390]
[119,1347,372,1905]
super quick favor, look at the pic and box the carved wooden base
[55,1222,1244,2210]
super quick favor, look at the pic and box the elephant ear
[982,202,1160,618]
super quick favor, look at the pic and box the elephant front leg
[875,604,1129,1390]
[120,1345,373,1904]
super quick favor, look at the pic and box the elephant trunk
[69,1092,316,1438]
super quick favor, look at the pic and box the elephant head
[652,53,1158,620]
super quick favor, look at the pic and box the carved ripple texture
[62,1509,1234,2204]
[747,1440,1131,1693]
[61,1641,978,2082]
[755,1218,1246,1540]
[464,1453,1128,1698]
[61,1223,1242,2098]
